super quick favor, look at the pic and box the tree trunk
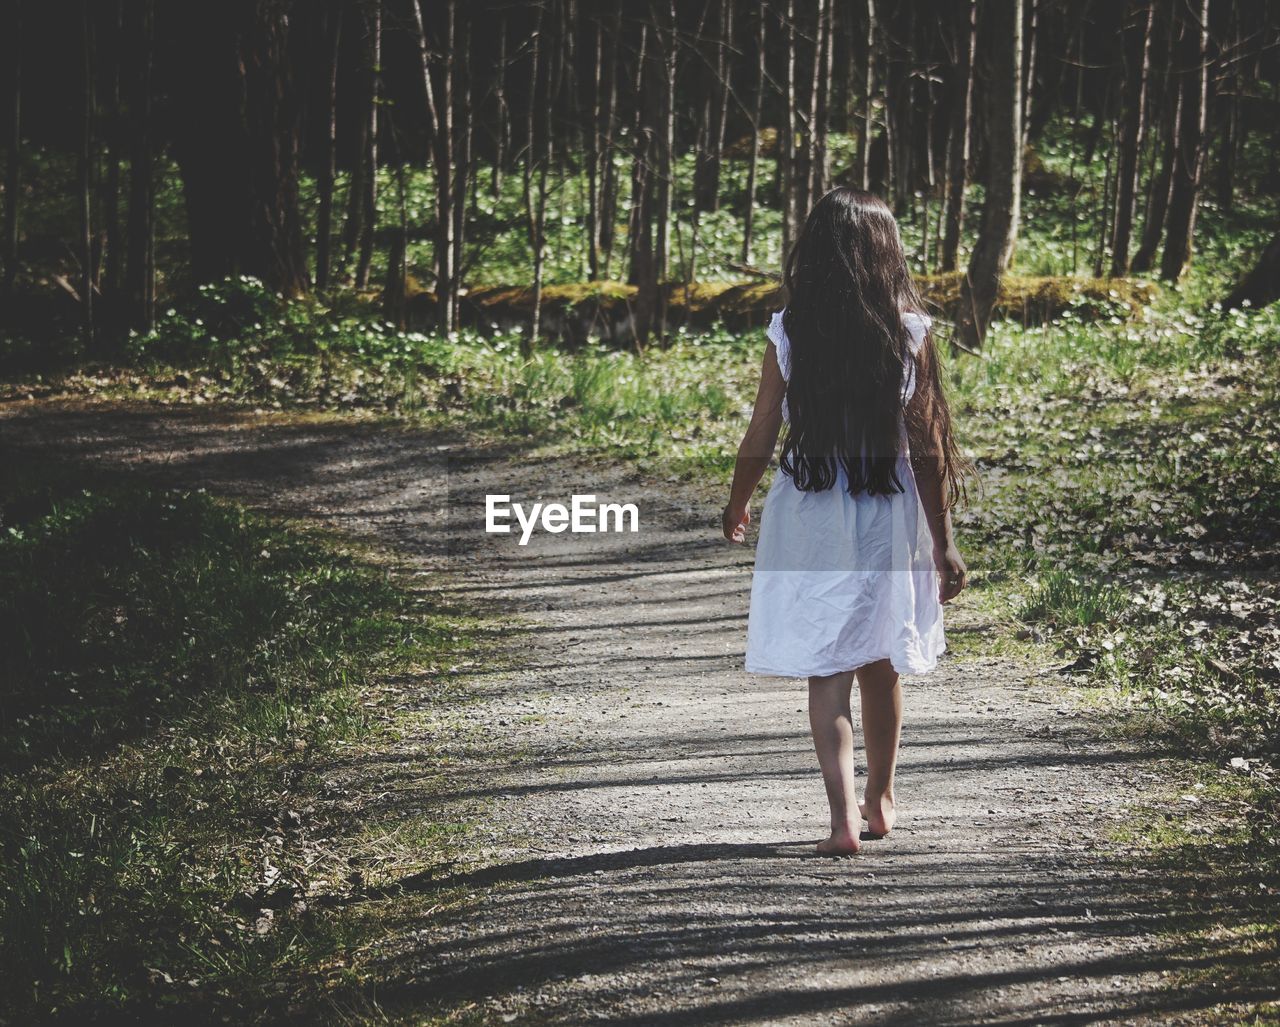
[1159,0,1210,282]
[341,83,367,274]
[354,0,380,290]
[810,0,834,204]
[1213,0,1239,211]
[102,0,123,311]
[315,1,341,292]
[742,0,767,263]
[410,0,455,331]
[492,15,507,199]
[383,112,409,331]
[781,0,799,255]
[1021,0,1038,153]
[711,0,733,213]
[626,24,657,349]
[170,0,309,296]
[240,0,308,297]
[860,0,877,191]
[694,0,731,213]
[1110,0,1154,277]
[599,1,622,276]
[939,0,976,273]
[521,1,550,346]
[689,0,715,277]
[1131,8,1180,274]
[451,7,471,330]
[3,0,21,307]
[654,0,676,298]
[79,0,94,351]
[586,14,603,279]
[1094,129,1115,277]
[125,0,154,332]
[1223,231,1280,309]
[955,0,1023,353]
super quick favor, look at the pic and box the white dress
[745,310,945,678]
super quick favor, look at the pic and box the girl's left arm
[722,342,786,543]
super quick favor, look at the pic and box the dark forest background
[3,0,1280,360]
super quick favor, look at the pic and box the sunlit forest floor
[2,125,1278,1019]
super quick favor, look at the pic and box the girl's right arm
[907,341,966,602]
[722,342,786,543]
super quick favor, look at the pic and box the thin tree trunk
[354,0,380,290]
[841,1,856,135]
[341,5,372,276]
[341,99,367,274]
[3,0,22,307]
[1214,0,1239,211]
[409,0,452,330]
[782,0,799,255]
[742,0,767,263]
[693,0,729,213]
[522,1,550,346]
[587,14,603,279]
[655,0,676,295]
[492,15,507,199]
[956,0,1023,353]
[709,0,733,214]
[1094,129,1115,277]
[1159,0,1210,282]
[860,0,877,191]
[125,0,154,332]
[883,5,909,215]
[627,23,657,349]
[689,0,714,278]
[1110,0,1154,276]
[1131,8,1181,274]
[451,8,471,330]
[599,1,622,276]
[556,0,577,280]
[940,0,976,273]
[384,112,409,331]
[79,0,94,352]
[810,0,834,203]
[241,0,309,297]
[315,2,341,291]
[102,0,123,310]
[1021,0,1038,152]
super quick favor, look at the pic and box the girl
[722,187,968,856]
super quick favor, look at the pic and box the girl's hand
[934,543,967,603]
[722,503,750,543]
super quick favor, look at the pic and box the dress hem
[745,646,943,679]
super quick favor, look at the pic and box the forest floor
[4,398,1277,1025]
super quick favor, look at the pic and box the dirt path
[3,401,1260,1025]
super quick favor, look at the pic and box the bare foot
[815,828,861,856]
[860,794,896,837]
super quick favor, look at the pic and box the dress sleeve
[901,312,932,403]
[903,311,933,357]
[766,310,791,380]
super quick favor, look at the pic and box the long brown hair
[779,187,965,508]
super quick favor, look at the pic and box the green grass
[1108,764,1280,1024]
[17,265,1280,761]
[0,465,490,1021]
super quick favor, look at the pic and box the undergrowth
[0,465,487,1021]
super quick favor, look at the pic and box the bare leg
[856,658,902,836]
[808,671,860,855]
